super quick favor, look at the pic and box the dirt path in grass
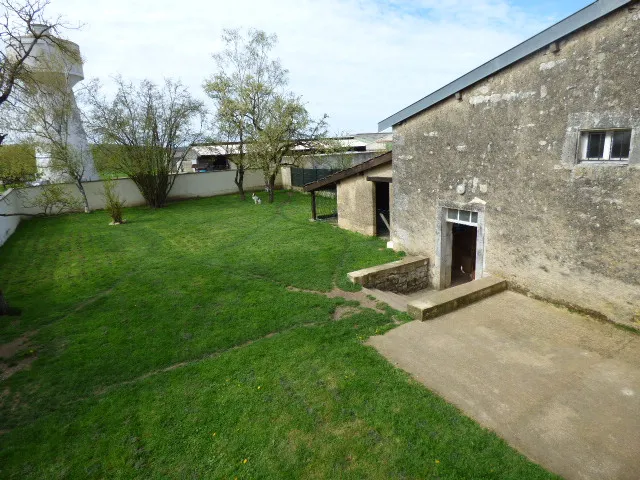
[0,331,38,382]
[95,285,390,397]
[94,321,321,396]
[287,286,386,314]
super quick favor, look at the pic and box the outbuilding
[304,151,392,237]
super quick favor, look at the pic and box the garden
[0,193,557,479]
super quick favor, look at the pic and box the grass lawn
[0,192,558,479]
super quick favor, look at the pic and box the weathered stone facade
[337,163,392,236]
[391,5,640,325]
[348,257,429,294]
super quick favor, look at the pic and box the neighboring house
[377,0,640,324]
[304,151,392,237]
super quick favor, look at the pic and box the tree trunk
[268,174,276,203]
[235,167,245,200]
[0,290,9,316]
[76,180,91,213]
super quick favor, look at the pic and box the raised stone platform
[348,256,429,294]
[407,276,507,321]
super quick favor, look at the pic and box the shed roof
[303,151,392,192]
[378,0,633,131]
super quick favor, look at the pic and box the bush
[25,184,82,216]
[102,178,126,224]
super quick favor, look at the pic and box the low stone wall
[348,256,429,294]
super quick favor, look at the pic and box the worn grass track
[0,192,558,479]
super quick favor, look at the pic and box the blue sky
[47,0,595,133]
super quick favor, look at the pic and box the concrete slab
[368,291,640,480]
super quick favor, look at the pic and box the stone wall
[337,163,392,236]
[391,4,640,324]
[348,256,429,294]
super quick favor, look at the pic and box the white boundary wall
[0,189,21,247]
[0,170,279,247]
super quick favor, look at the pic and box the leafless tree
[0,0,75,315]
[0,0,75,145]
[85,76,206,208]
[6,63,94,212]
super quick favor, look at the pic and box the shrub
[25,184,82,216]
[102,178,126,224]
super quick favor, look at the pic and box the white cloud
[46,0,577,133]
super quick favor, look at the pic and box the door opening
[375,182,390,237]
[450,223,477,286]
[437,207,484,290]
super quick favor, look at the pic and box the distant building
[177,145,238,173]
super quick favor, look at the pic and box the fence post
[311,191,317,221]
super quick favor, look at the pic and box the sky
[46,0,594,134]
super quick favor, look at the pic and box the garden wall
[0,189,21,247]
[0,169,280,247]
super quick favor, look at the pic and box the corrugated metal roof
[378,0,633,131]
[192,144,243,156]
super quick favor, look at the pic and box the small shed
[304,151,392,237]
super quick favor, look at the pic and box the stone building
[378,0,640,325]
[304,151,392,237]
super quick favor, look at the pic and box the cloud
[46,0,587,133]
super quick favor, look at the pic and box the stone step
[362,288,410,312]
[407,276,507,321]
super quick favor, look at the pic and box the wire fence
[291,168,340,188]
[313,187,337,222]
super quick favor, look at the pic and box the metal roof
[378,0,633,131]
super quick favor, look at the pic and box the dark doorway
[451,223,477,286]
[375,182,390,237]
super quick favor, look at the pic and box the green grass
[0,192,558,479]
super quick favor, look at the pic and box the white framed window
[446,208,478,226]
[579,129,631,162]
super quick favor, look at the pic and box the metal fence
[291,168,340,188]
[313,187,338,221]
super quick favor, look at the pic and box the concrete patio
[369,291,640,480]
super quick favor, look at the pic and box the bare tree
[6,63,94,212]
[0,0,75,316]
[0,0,75,145]
[85,77,206,208]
